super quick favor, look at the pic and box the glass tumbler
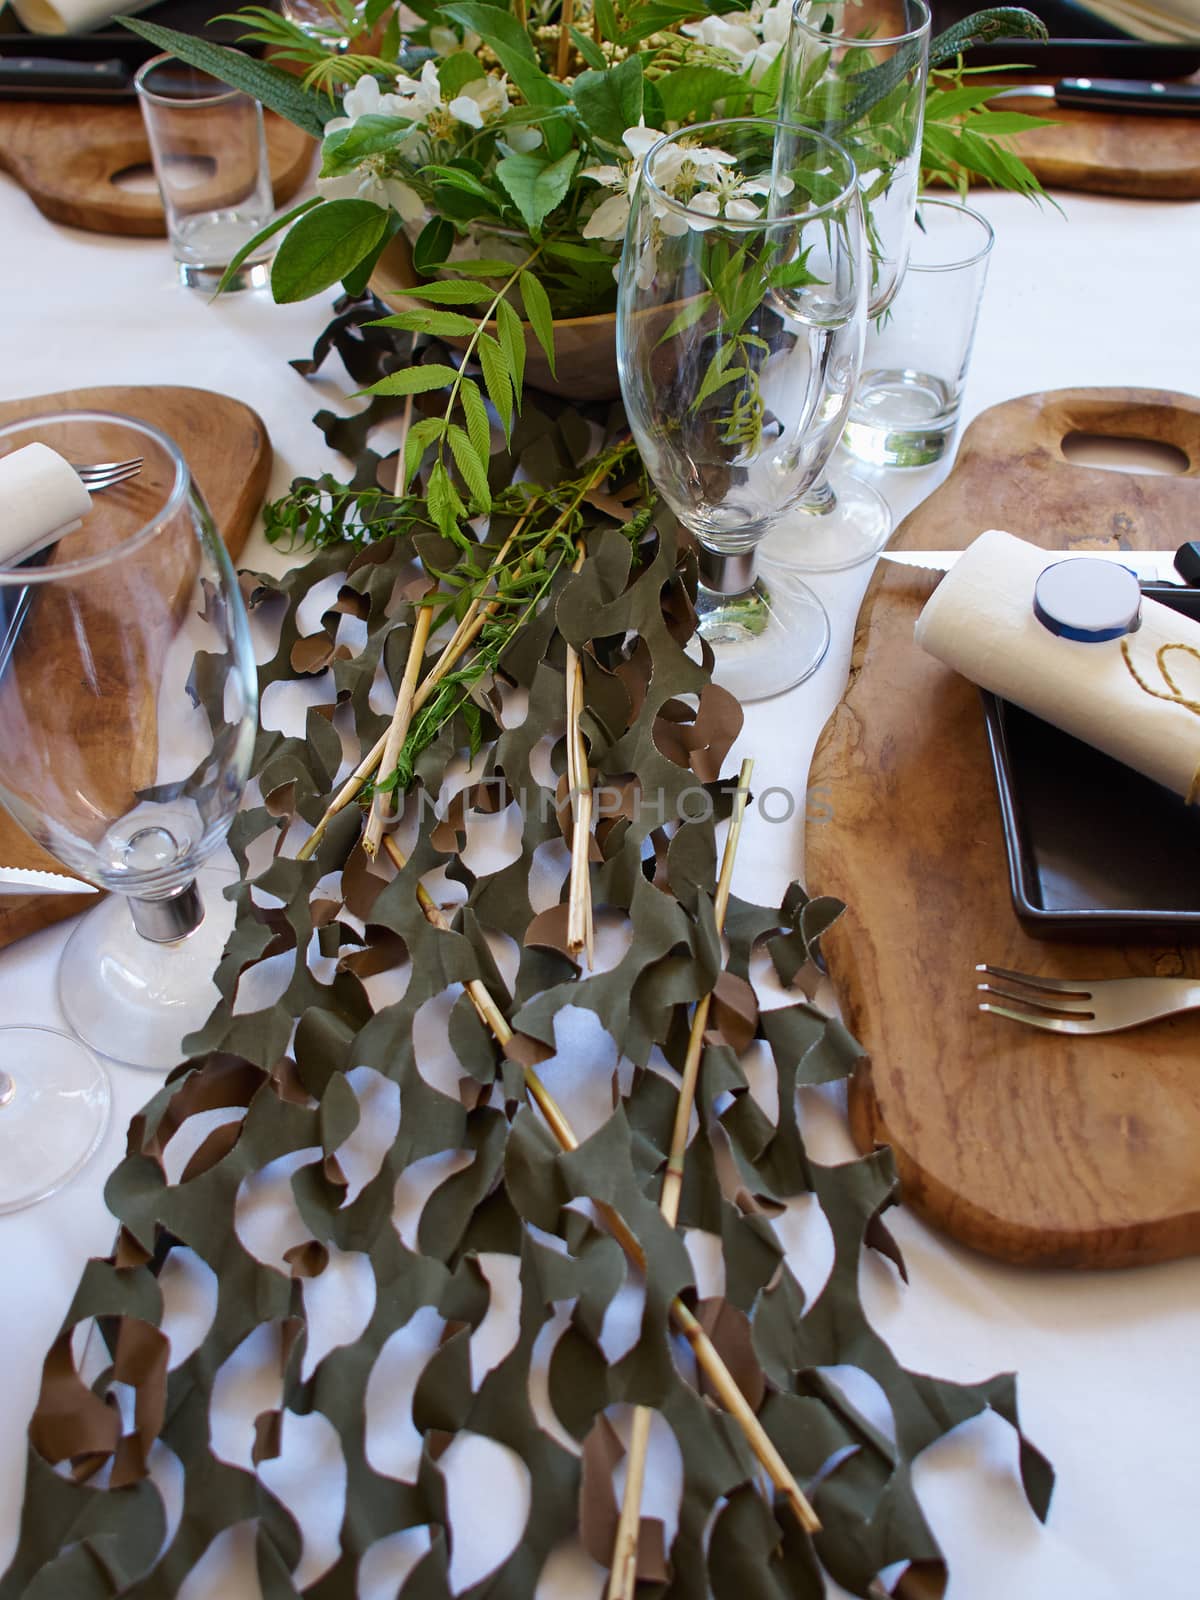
[0,413,258,1071]
[617,119,865,701]
[135,53,276,290]
[843,196,995,467]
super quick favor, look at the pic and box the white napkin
[0,442,91,568]
[915,528,1200,799]
[8,0,160,37]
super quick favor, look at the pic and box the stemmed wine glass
[617,118,865,700]
[0,413,258,1081]
[767,0,931,573]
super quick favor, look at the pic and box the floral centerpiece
[127,2,1050,374]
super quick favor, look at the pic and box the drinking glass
[135,54,276,290]
[0,413,258,1071]
[0,1027,109,1215]
[843,196,994,466]
[281,0,369,47]
[617,119,865,700]
[768,0,931,571]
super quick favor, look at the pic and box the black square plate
[981,583,1200,942]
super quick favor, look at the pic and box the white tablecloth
[1,172,1198,1600]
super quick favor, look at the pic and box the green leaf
[655,65,741,127]
[370,308,481,336]
[427,458,467,542]
[212,195,322,298]
[572,55,643,148]
[360,363,460,398]
[438,50,486,98]
[594,0,621,43]
[766,257,821,291]
[460,377,492,464]
[413,216,455,275]
[420,163,497,202]
[437,2,538,64]
[570,25,607,71]
[320,115,417,177]
[440,0,570,157]
[401,416,448,491]
[119,18,331,138]
[656,292,711,346]
[341,209,401,296]
[442,257,524,278]
[271,198,391,303]
[496,151,578,233]
[518,271,556,379]
[447,425,492,510]
[402,279,498,304]
[930,7,1049,67]
[477,332,513,443]
[495,298,526,403]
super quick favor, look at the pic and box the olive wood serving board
[806,387,1200,1268]
[0,384,270,952]
[991,78,1200,201]
[1009,97,1200,202]
[0,102,313,235]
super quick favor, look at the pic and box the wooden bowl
[371,232,621,404]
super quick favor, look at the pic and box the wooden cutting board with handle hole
[999,79,1200,200]
[806,387,1200,1268]
[0,385,270,951]
[0,103,312,235]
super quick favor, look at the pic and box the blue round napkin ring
[1033,558,1143,643]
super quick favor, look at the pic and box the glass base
[178,259,271,292]
[696,562,830,702]
[843,371,958,468]
[0,1028,110,1214]
[58,866,237,1072]
[763,461,893,574]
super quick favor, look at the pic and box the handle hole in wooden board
[109,163,161,195]
[1061,431,1191,475]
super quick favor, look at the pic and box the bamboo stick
[564,550,594,967]
[557,0,575,79]
[608,761,818,1599]
[362,601,434,859]
[379,771,820,1560]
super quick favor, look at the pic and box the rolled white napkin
[915,528,1200,799]
[8,0,159,36]
[0,443,91,568]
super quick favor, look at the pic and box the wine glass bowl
[0,412,258,1069]
[617,119,866,700]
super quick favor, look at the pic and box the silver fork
[70,456,143,491]
[977,963,1200,1035]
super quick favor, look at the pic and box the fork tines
[976,964,1097,1023]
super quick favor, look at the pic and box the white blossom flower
[317,167,425,224]
[681,14,759,54]
[323,73,409,137]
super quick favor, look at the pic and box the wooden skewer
[380,769,820,1565]
[557,0,575,79]
[564,551,594,967]
[362,601,434,858]
[295,507,539,865]
[608,761,818,1600]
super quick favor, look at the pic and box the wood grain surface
[0,102,313,235]
[0,385,271,951]
[995,80,1200,201]
[806,387,1200,1268]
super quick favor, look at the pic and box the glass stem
[804,475,840,516]
[129,877,205,943]
[0,1071,14,1108]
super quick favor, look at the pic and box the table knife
[990,77,1200,115]
[880,549,1190,584]
[0,867,97,896]
[0,56,132,100]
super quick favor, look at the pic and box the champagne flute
[768,0,931,572]
[0,413,258,1072]
[617,119,866,699]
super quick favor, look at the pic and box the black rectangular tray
[981,583,1200,942]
